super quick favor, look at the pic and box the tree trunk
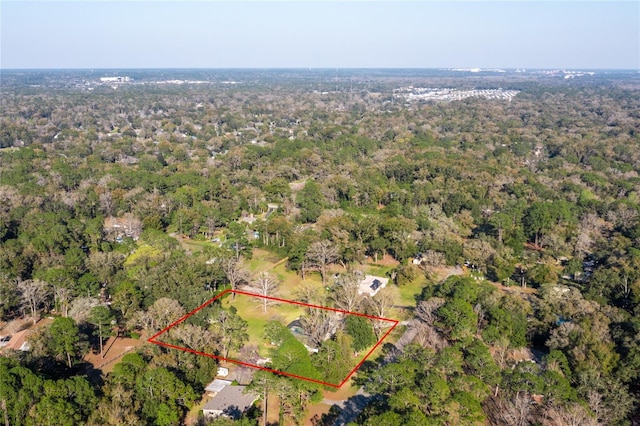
[66,351,72,368]
[2,399,9,426]
[99,324,104,358]
[263,389,267,426]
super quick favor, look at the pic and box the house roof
[205,379,232,394]
[287,319,303,329]
[202,386,258,419]
[358,275,389,296]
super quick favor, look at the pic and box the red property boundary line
[148,289,399,388]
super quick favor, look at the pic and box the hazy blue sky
[1,1,638,69]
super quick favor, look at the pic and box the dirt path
[83,336,144,374]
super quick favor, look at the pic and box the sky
[1,1,638,69]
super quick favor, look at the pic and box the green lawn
[179,238,210,253]
[223,291,306,358]
[396,277,426,308]
[363,263,395,277]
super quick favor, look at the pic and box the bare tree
[332,272,363,313]
[169,323,217,352]
[295,282,327,305]
[305,240,339,285]
[68,296,100,324]
[415,297,446,326]
[209,308,249,358]
[413,322,448,351]
[300,308,337,347]
[219,256,250,299]
[99,191,114,216]
[122,212,143,239]
[53,285,73,317]
[416,250,446,278]
[18,279,50,324]
[252,272,280,312]
[135,297,186,333]
[542,402,598,426]
[487,393,534,426]
[86,251,125,291]
[367,287,394,337]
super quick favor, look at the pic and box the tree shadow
[315,394,374,426]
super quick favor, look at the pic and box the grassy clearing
[222,291,306,358]
[362,263,395,277]
[182,239,210,253]
[396,277,426,308]
[246,257,275,274]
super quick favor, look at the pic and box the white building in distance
[358,275,389,297]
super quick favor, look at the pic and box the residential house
[202,385,259,420]
[358,275,389,297]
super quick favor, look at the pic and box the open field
[222,291,306,358]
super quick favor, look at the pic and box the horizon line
[2,67,639,71]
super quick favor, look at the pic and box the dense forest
[0,69,639,425]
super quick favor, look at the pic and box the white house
[358,275,389,297]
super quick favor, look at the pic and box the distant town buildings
[99,76,131,83]
[396,87,520,102]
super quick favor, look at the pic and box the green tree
[436,299,477,341]
[0,357,43,426]
[345,315,376,353]
[88,305,114,358]
[524,202,554,246]
[49,316,81,368]
[247,370,279,426]
[313,331,354,385]
[297,180,324,223]
[419,372,450,416]
[135,367,197,425]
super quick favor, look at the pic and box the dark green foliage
[297,179,324,223]
[312,332,354,385]
[345,315,377,352]
[48,317,82,368]
[0,357,96,426]
[270,325,320,381]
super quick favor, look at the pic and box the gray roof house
[202,385,259,419]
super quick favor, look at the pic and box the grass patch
[246,248,285,273]
[179,238,209,253]
[396,277,426,308]
[222,291,306,358]
[363,263,395,277]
